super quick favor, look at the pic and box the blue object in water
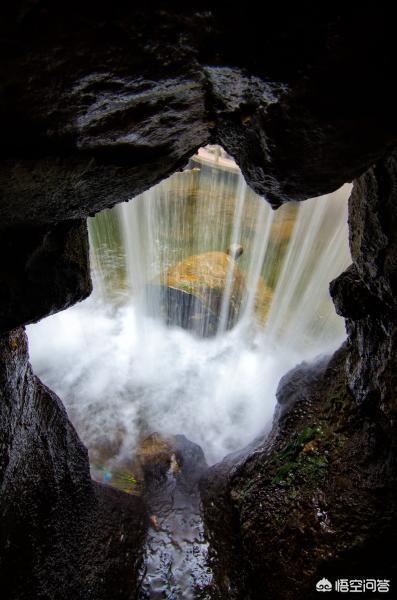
[103,471,112,482]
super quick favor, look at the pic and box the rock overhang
[1,4,396,229]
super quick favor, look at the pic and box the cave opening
[26,145,352,477]
[21,142,354,596]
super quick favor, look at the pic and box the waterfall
[217,173,247,334]
[264,184,350,354]
[27,146,351,466]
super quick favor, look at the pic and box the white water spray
[27,147,351,466]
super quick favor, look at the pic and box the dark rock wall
[0,329,147,600]
[331,150,397,420]
[1,5,396,227]
[0,220,92,332]
[202,350,397,600]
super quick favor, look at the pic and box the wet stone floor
[136,434,216,599]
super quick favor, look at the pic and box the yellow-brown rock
[160,251,247,335]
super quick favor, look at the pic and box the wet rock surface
[201,347,397,599]
[1,4,396,225]
[0,329,148,600]
[331,149,397,421]
[135,434,216,599]
[0,219,92,332]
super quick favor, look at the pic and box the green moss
[330,389,346,409]
[272,425,322,463]
[178,281,195,293]
[272,453,328,486]
[270,424,327,486]
[176,279,213,293]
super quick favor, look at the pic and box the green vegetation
[177,282,195,293]
[270,425,328,485]
[92,463,138,494]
